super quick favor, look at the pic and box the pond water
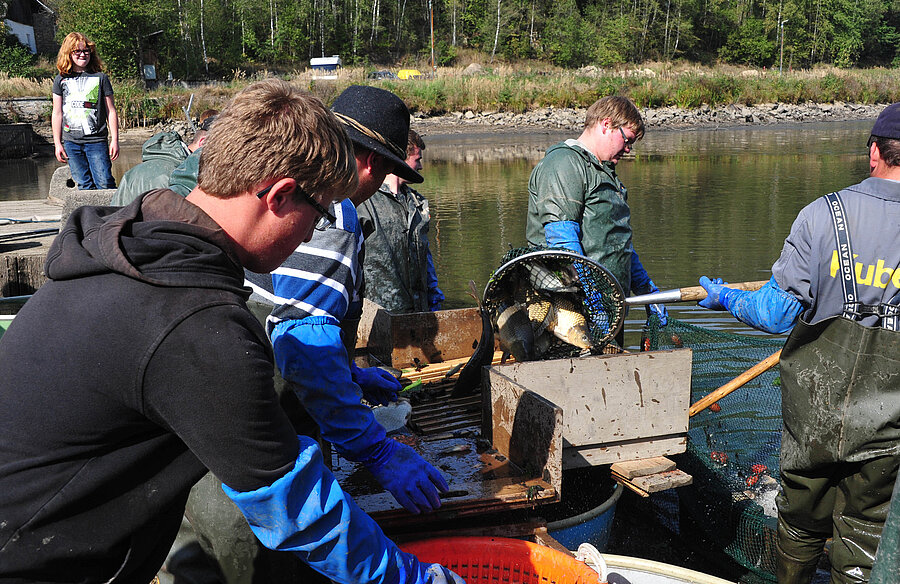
[0,119,876,349]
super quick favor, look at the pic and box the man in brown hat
[697,102,900,583]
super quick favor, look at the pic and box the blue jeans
[63,141,116,190]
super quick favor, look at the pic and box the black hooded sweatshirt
[0,190,297,583]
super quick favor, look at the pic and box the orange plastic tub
[399,537,602,584]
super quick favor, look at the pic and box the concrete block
[50,166,117,225]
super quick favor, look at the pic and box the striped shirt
[245,199,364,334]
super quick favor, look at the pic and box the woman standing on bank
[52,32,119,190]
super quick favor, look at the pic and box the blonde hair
[56,32,104,75]
[198,79,358,203]
[585,96,645,141]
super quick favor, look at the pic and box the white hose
[575,542,608,583]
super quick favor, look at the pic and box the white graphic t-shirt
[52,72,114,143]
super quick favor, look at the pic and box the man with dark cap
[697,103,900,583]
[175,86,448,584]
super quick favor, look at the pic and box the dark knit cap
[871,103,900,140]
[331,85,423,183]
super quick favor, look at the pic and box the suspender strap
[823,192,860,320]
[823,192,900,331]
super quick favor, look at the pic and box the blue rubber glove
[351,361,401,406]
[224,437,466,584]
[699,276,803,334]
[698,276,729,310]
[425,250,445,311]
[544,220,585,255]
[273,317,448,513]
[631,250,667,327]
[359,437,449,515]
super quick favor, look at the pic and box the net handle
[626,280,769,306]
[688,349,782,416]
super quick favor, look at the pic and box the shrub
[0,24,36,78]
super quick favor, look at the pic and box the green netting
[644,318,784,582]
[484,246,626,357]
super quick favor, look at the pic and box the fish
[524,295,554,334]
[547,295,593,350]
[522,260,580,294]
[451,281,495,397]
[494,301,534,363]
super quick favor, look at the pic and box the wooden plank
[532,528,575,555]
[333,376,562,525]
[0,254,47,296]
[564,436,687,468]
[611,471,651,497]
[356,301,501,369]
[610,456,676,479]
[631,469,693,493]
[485,369,563,494]
[390,521,551,544]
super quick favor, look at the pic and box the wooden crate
[348,301,562,529]
[485,349,692,468]
[356,299,498,367]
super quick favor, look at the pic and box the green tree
[57,0,144,78]
[542,0,590,67]
[718,17,775,65]
[0,23,35,78]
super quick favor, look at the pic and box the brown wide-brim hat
[331,85,423,184]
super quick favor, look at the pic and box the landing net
[643,318,784,583]
[483,246,626,358]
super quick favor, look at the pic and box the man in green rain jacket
[698,103,900,584]
[526,96,667,345]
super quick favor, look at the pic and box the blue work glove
[360,437,449,514]
[698,276,729,310]
[631,251,667,327]
[544,220,585,255]
[645,285,668,327]
[699,275,803,334]
[425,251,445,311]
[351,361,401,406]
[225,437,467,584]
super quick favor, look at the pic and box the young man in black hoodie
[0,79,465,584]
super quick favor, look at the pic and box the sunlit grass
[0,72,51,97]
[2,60,897,126]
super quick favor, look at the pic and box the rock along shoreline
[12,100,885,149]
[411,101,885,136]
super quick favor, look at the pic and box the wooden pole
[689,349,782,416]
[678,280,769,302]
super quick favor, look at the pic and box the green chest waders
[775,192,900,584]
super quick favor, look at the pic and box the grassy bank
[4,62,899,129]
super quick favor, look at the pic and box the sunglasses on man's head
[256,183,336,231]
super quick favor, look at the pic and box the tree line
[45,0,900,79]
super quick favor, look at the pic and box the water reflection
[421,120,874,348]
[1,120,876,349]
